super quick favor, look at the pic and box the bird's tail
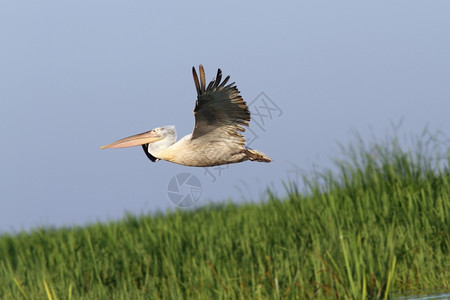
[244,149,272,163]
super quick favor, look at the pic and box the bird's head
[101,125,177,150]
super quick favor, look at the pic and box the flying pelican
[101,65,272,167]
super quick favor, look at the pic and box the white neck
[147,133,177,157]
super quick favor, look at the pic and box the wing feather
[192,67,201,96]
[199,65,206,93]
[191,65,250,145]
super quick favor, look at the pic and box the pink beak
[101,130,163,149]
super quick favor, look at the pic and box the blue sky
[1,1,449,232]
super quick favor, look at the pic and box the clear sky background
[1,1,449,232]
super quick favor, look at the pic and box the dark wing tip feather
[218,76,231,88]
[192,66,201,96]
[213,69,222,88]
[206,80,213,90]
[194,66,227,95]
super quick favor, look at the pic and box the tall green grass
[0,132,449,299]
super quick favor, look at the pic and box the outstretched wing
[191,65,250,147]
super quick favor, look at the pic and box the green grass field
[0,133,449,299]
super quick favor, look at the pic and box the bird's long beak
[101,130,163,149]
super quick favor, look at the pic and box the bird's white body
[151,132,248,167]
